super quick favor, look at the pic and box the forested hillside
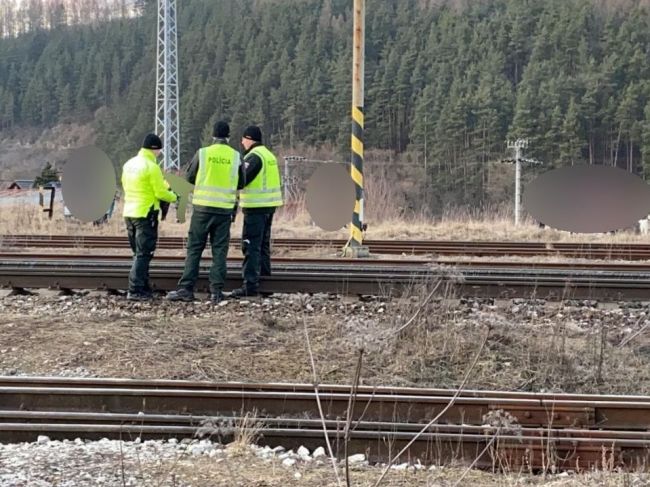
[1,0,649,210]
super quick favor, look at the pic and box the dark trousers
[178,210,232,294]
[125,209,159,293]
[242,212,273,292]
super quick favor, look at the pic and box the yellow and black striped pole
[345,0,369,257]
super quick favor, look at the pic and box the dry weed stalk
[597,320,607,386]
[302,314,343,487]
[601,442,617,472]
[618,316,649,348]
[195,412,262,457]
[483,410,523,477]
[229,411,263,456]
[541,403,558,477]
[387,277,463,387]
[394,280,443,335]
[452,427,502,487]
[119,432,127,487]
[373,326,491,487]
[344,348,364,487]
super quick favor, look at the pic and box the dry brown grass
[222,412,264,458]
[2,289,650,395]
[113,451,650,486]
[1,196,650,245]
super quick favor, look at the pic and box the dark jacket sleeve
[239,153,263,189]
[184,152,200,185]
[236,162,245,190]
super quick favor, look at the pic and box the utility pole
[344,0,369,257]
[155,0,180,172]
[282,155,306,204]
[502,139,542,225]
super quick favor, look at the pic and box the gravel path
[2,437,650,486]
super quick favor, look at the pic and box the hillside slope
[1,0,649,211]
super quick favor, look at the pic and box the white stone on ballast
[347,453,366,465]
[282,458,297,467]
[297,445,311,460]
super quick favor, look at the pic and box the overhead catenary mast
[501,139,543,225]
[343,0,369,257]
[155,0,180,172]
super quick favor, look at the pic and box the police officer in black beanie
[167,120,244,303]
[230,125,283,298]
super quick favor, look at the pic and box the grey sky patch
[523,165,650,233]
[61,146,117,223]
[165,173,194,224]
[306,163,355,231]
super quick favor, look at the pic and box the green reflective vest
[121,149,177,218]
[192,144,241,209]
[240,145,283,208]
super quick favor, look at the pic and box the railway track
[4,234,650,260]
[2,253,650,300]
[3,377,650,470]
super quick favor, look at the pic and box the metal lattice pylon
[155,0,180,172]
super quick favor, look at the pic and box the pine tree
[559,98,584,166]
[641,101,650,180]
[34,161,59,187]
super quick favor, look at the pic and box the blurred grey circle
[61,146,117,223]
[523,165,650,233]
[306,163,355,231]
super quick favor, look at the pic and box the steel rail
[4,234,650,259]
[8,251,650,272]
[3,410,649,440]
[3,255,650,299]
[3,379,650,469]
[3,383,650,429]
[3,377,650,404]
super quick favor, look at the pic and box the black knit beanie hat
[213,120,230,138]
[142,134,163,150]
[242,125,262,143]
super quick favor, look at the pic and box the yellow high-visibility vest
[192,144,240,209]
[121,149,177,218]
[240,145,283,208]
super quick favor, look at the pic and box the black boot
[127,290,153,301]
[211,291,225,304]
[166,288,195,302]
[229,287,259,299]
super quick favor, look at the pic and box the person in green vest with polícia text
[167,121,243,304]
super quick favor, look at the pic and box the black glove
[160,200,171,221]
[231,203,238,224]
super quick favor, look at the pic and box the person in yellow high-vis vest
[121,134,178,301]
[230,125,283,298]
[167,121,243,304]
